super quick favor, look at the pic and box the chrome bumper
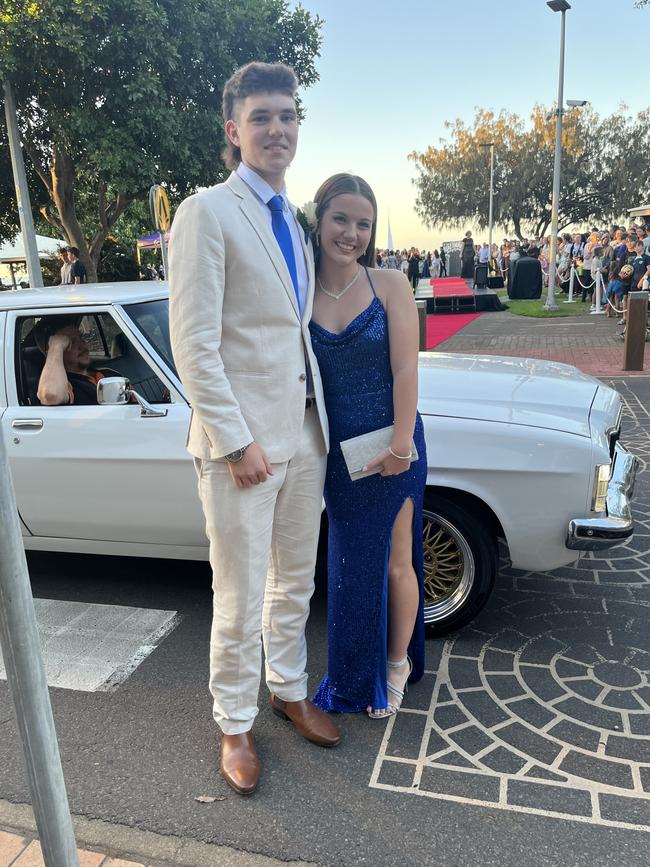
[567,443,638,550]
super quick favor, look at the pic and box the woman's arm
[362,271,419,478]
[385,272,419,455]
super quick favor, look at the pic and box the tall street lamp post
[3,82,43,289]
[545,0,571,311]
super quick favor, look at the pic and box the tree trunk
[49,145,97,281]
[88,184,128,275]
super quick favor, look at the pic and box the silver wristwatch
[224,444,251,463]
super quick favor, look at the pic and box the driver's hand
[48,333,71,353]
[228,442,273,488]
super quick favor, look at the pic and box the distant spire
[387,211,394,250]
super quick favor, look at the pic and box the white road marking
[0,599,180,692]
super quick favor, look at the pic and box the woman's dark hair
[312,173,378,268]
[221,62,298,170]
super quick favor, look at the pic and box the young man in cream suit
[168,62,339,796]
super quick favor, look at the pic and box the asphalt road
[0,377,649,866]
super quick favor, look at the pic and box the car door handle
[12,419,44,430]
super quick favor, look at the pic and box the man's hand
[228,442,273,488]
[47,333,71,353]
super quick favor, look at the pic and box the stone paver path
[433,309,648,377]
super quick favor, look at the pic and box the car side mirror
[97,376,129,405]
[97,376,168,418]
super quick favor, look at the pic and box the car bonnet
[417,353,598,437]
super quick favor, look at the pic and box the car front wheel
[422,493,498,637]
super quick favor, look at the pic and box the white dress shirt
[236,163,308,315]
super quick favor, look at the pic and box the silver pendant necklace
[317,267,361,300]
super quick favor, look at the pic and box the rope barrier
[573,270,596,290]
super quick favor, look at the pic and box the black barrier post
[623,291,649,372]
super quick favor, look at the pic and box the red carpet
[430,277,473,297]
[426,313,481,349]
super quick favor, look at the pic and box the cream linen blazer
[168,172,329,463]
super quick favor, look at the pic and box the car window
[15,313,171,406]
[123,300,177,377]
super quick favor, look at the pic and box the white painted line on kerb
[0,599,180,692]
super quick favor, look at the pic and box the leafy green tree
[0,0,322,280]
[409,106,650,241]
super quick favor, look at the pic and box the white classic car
[0,282,638,635]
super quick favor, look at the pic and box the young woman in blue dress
[308,174,427,719]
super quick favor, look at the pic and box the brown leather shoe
[220,732,259,795]
[270,695,341,747]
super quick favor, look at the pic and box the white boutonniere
[297,201,318,235]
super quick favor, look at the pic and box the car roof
[0,281,168,311]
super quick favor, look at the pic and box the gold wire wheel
[422,510,475,624]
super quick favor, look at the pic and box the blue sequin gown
[309,269,427,713]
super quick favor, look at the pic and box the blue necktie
[268,195,301,315]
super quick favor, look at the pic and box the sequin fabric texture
[309,278,427,713]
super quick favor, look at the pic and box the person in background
[589,246,603,306]
[439,246,447,277]
[68,247,87,285]
[557,237,572,295]
[460,232,475,278]
[58,247,72,285]
[431,249,441,279]
[605,261,623,319]
[407,248,420,291]
[643,227,650,253]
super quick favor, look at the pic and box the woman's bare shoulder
[366,267,412,298]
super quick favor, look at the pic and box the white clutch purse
[339,425,419,481]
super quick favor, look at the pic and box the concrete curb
[0,799,317,867]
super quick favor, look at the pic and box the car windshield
[123,299,177,377]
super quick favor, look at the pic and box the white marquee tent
[0,234,63,288]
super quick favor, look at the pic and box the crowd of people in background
[375,248,447,290]
[375,222,650,337]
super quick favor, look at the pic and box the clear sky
[288,0,649,252]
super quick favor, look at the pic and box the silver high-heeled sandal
[386,655,412,713]
[367,656,412,719]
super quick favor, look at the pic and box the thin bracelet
[388,445,412,460]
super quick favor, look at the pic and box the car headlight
[592,463,611,513]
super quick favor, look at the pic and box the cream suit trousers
[195,406,327,735]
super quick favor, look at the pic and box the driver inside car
[35,318,105,406]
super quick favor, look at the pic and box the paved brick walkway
[432,309,649,377]
[0,831,142,866]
